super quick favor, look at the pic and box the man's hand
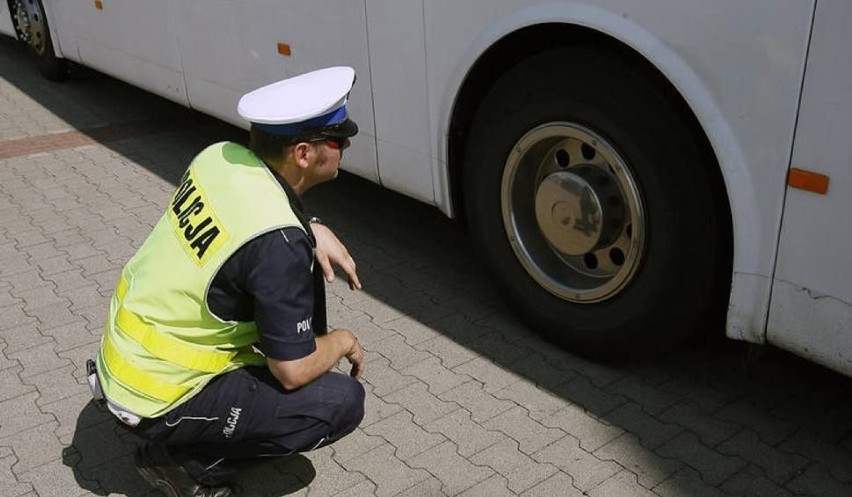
[268,329,365,390]
[344,331,365,379]
[311,222,362,290]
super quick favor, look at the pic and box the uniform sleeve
[243,228,317,361]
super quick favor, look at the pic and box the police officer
[92,67,366,497]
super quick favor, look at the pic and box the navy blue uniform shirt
[206,165,327,361]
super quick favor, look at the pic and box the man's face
[310,141,343,183]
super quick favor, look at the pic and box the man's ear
[290,142,313,169]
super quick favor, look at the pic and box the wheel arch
[444,8,765,340]
[7,0,67,58]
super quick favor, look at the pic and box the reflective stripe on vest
[101,332,190,402]
[112,276,233,373]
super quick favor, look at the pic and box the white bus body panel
[365,0,434,204]
[424,0,814,343]
[67,0,187,105]
[0,3,14,37]
[172,0,378,183]
[769,0,852,376]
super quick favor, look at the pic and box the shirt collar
[261,160,316,246]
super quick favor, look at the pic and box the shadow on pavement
[66,402,315,496]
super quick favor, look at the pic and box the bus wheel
[11,0,69,81]
[463,46,728,360]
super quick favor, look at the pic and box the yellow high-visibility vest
[97,142,304,418]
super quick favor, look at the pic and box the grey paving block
[552,376,629,416]
[368,333,433,371]
[59,241,105,263]
[659,401,741,447]
[387,316,443,346]
[74,254,120,278]
[593,433,683,488]
[17,286,66,311]
[71,451,150,497]
[340,442,431,497]
[494,381,569,422]
[0,365,35,402]
[29,303,82,330]
[28,363,88,406]
[0,454,35,497]
[425,408,504,458]
[395,477,445,497]
[453,358,522,394]
[47,229,87,249]
[717,429,809,484]
[359,383,404,428]
[715,398,800,447]
[555,354,626,388]
[521,471,584,497]
[484,406,567,455]
[60,285,107,312]
[325,296,368,330]
[469,439,559,493]
[40,320,99,353]
[235,456,313,497]
[401,356,471,396]
[0,322,51,354]
[785,464,852,497]
[653,467,731,497]
[408,440,494,496]
[57,342,100,380]
[779,429,852,483]
[330,479,377,497]
[603,402,682,449]
[40,393,111,445]
[0,421,64,474]
[464,331,533,365]
[360,356,418,397]
[657,432,747,486]
[10,342,72,379]
[0,304,38,333]
[532,434,622,492]
[363,410,445,460]
[589,470,659,497]
[21,241,65,263]
[414,335,478,371]
[329,428,386,464]
[606,376,682,416]
[439,381,515,423]
[508,351,577,392]
[719,465,795,497]
[359,295,416,325]
[345,314,398,349]
[71,304,109,332]
[0,392,54,440]
[457,474,515,497]
[382,381,458,425]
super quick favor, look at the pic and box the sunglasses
[317,137,350,150]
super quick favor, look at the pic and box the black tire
[11,0,70,81]
[463,46,729,360]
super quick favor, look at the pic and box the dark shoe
[135,444,233,497]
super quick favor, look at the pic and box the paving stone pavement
[1,36,852,497]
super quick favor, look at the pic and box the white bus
[4,0,851,376]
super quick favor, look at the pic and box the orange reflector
[788,168,829,195]
[94,0,103,10]
[277,43,291,56]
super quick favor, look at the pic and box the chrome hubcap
[13,0,47,56]
[502,123,645,303]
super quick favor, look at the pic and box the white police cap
[238,66,357,138]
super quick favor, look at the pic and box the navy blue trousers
[131,366,365,485]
